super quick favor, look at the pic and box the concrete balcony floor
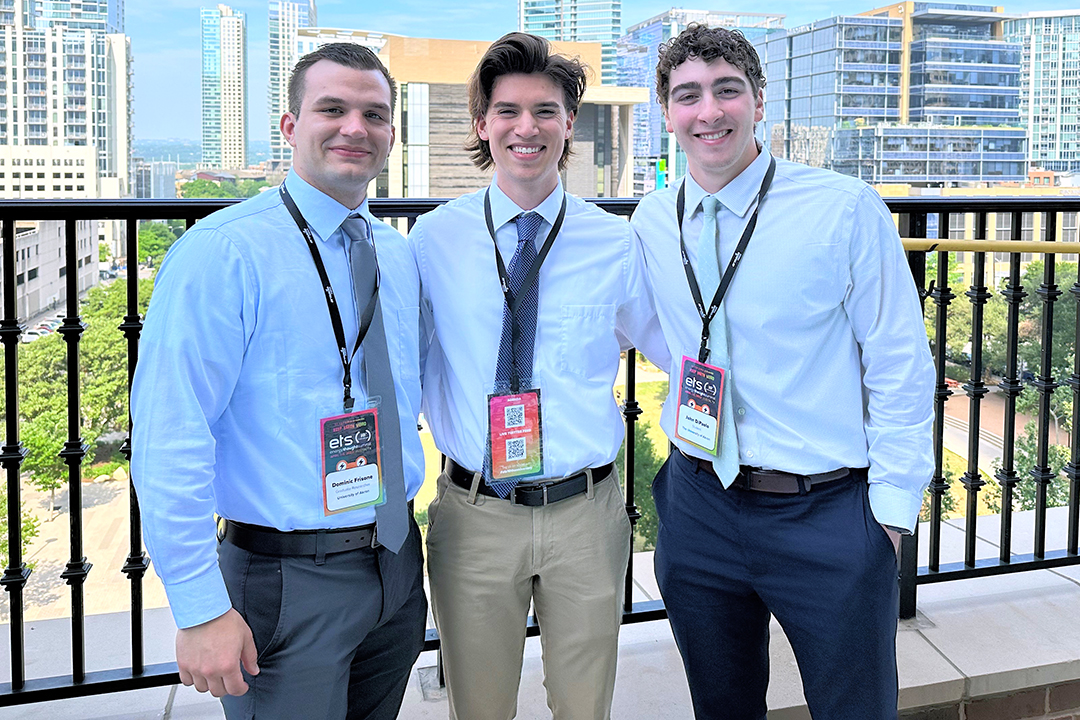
[1,502,1079,719]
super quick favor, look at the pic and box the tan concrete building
[294,28,646,199]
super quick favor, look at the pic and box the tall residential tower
[1005,11,1080,173]
[201,4,247,169]
[268,0,316,172]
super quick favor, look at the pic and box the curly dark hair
[655,24,766,108]
[465,32,588,172]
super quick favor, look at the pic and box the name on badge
[320,409,385,515]
[674,355,725,456]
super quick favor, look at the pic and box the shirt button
[746,451,755,458]
[737,407,746,416]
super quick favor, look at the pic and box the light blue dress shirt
[130,172,423,629]
[409,178,670,477]
[631,150,934,532]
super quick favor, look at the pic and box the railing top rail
[902,238,1080,252]
[0,195,1078,222]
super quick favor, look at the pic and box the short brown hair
[656,24,766,108]
[288,42,397,117]
[465,32,587,172]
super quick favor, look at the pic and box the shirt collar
[682,147,772,220]
[283,171,365,244]
[487,174,564,231]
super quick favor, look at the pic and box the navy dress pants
[653,450,899,720]
[217,516,428,720]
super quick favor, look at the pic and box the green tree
[180,179,233,199]
[615,420,666,550]
[989,420,1071,512]
[137,221,177,266]
[235,179,271,198]
[99,241,111,265]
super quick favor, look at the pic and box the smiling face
[664,56,764,194]
[476,72,573,209]
[280,59,395,209]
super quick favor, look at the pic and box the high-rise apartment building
[520,0,621,84]
[1005,12,1080,173]
[0,3,130,196]
[755,3,1026,185]
[268,0,315,172]
[34,0,124,33]
[617,8,784,194]
[201,4,247,169]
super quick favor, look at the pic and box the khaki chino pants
[426,467,632,720]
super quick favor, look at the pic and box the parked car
[20,330,42,343]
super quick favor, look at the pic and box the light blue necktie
[697,195,739,488]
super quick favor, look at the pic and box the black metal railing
[0,195,1078,706]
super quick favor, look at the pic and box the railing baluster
[928,234,953,573]
[962,224,990,568]
[57,218,92,684]
[1032,211,1060,560]
[118,217,149,675]
[1067,255,1080,557]
[997,237,1025,562]
[621,349,642,614]
[0,217,31,692]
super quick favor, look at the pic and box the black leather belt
[681,450,855,494]
[445,459,614,506]
[219,519,377,556]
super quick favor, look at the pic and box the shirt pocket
[558,304,617,382]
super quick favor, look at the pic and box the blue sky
[130,0,1080,141]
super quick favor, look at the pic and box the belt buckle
[370,524,381,549]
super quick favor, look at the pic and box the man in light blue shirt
[631,25,934,720]
[409,33,668,720]
[130,43,426,719]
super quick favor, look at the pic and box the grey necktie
[697,195,739,487]
[341,214,408,553]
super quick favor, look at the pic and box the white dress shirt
[631,150,934,532]
[409,178,670,477]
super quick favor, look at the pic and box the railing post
[118,217,149,675]
[0,217,31,692]
[925,220,953,577]
[57,218,92,684]
[621,349,642,614]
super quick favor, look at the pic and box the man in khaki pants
[408,32,668,720]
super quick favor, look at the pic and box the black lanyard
[280,184,379,413]
[483,189,567,391]
[677,156,776,364]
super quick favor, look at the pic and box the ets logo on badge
[320,409,385,515]
[674,355,725,455]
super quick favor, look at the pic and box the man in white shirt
[631,24,934,720]
[409,32,668,720]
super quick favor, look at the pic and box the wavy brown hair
[465,32,587,172]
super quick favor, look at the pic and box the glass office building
[1005,12,1080,173]
[268,1,316,172]
[520,0,621,84]
[755,3,1025,185]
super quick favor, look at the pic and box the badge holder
[485,379,545,484]
[320,405,386,516]
[674,355,725,456]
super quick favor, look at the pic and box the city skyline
[132,0,1080,143]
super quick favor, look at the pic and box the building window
[27,267,37,280]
